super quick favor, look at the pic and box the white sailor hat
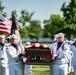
[65,40,69,42]
[54,34,59,38]
[54,37,57,41]
[0,35,5,38]
[72,38,76,43]
[58,33,65,37]
[26,42,31,45]
[69,40,73,44]
[74,38,76,41]
[10,34,18,39]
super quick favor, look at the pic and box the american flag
[0,14,12,34]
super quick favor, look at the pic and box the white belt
[11,58,21,63]
[53,58,67,65]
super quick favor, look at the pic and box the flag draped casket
[24,43,51,65]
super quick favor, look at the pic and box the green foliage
[43,14,65,39]
[0,2,7,17]
[61,0,76,38]
[18,10,34,27]
[19,26,28,38]
[28,20,43,42]
[43,0,76,39]
[61,0,76,24]
[1,0,76,39]
[19,20,43,42]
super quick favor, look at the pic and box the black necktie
[57,42,63,50]
[0,43,5,50]
[12,43,19,50]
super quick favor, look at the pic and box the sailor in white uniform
[70,39,76,75]
[0,35,9,75]
[50,33,59,75]
[49,33,70,75]
[25,42,32,75]
[65,40,73,73]
[6,34,24,75]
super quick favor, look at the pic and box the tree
[0,2,7,17]
[43,19,50,38]
[61,0,76,38]
[61,0,76,24]
[43,14,65,39]
[19,26,28,38]
[18,10,34,27]
[28,20,43,42]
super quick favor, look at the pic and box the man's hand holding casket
[50,53,59,61]
[22,57,27,62]
[18,52,27,63]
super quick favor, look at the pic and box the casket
[25,43,51,65]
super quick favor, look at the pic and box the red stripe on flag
[0,18,12,34]
[0,25,11,29]
[31,44,35,47]
[0,30,11,34]
[39,43,44,48]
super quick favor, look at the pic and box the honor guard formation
[0,33,76,75]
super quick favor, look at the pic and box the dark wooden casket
[25,44,51,65]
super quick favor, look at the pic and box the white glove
[51,57,55,60]
[23,58,27,62]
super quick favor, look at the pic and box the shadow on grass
[68,72,74,75]
[31,65,74,75]
[32,65,50,75]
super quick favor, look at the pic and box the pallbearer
[0,35,9,75]
[25,42,32,75]
[6,34,24,75]
[49,33,70,75]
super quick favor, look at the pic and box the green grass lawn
[32,65,50,75]
[25,65,74,75]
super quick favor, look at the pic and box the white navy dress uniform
[65,40,73,73]
[0,35,9,75]
[49,33,70,75]
[6,34,24,75]
[70,39,76,75]
[25,42,32,75]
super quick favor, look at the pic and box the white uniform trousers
[0,64,9,75]
[9,63,23,75]
[25,65,32,75]
[72,64,76,75]
[51,64,68,75]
